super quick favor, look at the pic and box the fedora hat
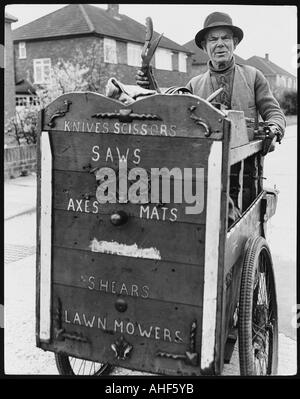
[195,12,243,49]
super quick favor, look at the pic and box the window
[104,38,117,64]
[16,95,39,107]
[127,42,143,67]
[178,52,187,73]
[33,58,51,84]
[155,48,172,71]
[19,42,26,59]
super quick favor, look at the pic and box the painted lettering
[64,310,71,324]
[83,313,95,328]
[126,322,135,335]
[92,145,100,161]
[73,312,81,325]
[106,147,113,162]
[92,201,99,214]
[114,320,123,333]
[75,199,83,212]
[95,122,101,133]
[88,276,95,290]
[67,198,75,211]
[133,148,141,165]
[62,309,184,343]
[114,122,120,134]
[137,324,153,338]
[86,122,94,132]
[174,330,184,343]
[103,122,109,133]
[97,316,107,330]
[64,120,71,131]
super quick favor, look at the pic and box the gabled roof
[12,4,191,54]
[15,79,37,95]
[246,55,296,78]
[5,12,18,23]
[183,39,246,65]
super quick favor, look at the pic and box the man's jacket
[186,63,286,135]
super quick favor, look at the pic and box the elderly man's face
[203,27,237,66]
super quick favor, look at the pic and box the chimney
[265,53,269,61]
[107,4,119,16]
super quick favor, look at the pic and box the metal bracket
[111,335,133,360]
[188,106,211,137]
[91,108,162,123]
[156,320,199,366]
[48,99,72,127]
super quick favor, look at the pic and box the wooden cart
[36,92,278,376]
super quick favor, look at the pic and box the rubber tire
[55,353,114,376]
[238,236,278,375]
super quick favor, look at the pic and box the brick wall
[14,35,193,94]
[4,145,37,180]
[5,20,17,125]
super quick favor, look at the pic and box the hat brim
[195,24,244,49]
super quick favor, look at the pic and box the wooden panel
[230,140,262,165]
[53,210,205,265]
[225,192,264,275]
[50,131,212,172]
[43,92,225,139]
[52,246,204,306]
[53,169,207,225]
[49,284,203,375]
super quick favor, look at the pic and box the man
[136,11,286,153]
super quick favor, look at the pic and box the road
[4,124,297,376]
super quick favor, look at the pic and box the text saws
[66,198,178,222]
[64,309,184,343]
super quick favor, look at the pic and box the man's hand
[135,69,151,89]
[261,125,280,155]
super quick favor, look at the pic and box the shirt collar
[208,56,236,74]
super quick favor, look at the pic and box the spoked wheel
[55,353,114,376]
[238,236,278,376]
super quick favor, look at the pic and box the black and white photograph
[2,3,298,380]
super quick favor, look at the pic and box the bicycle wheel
[55,353,114,376]
[238,236,278,376]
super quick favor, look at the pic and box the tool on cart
[141,17,164,92]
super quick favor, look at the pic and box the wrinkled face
[203,27,238,65]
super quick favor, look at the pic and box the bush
[276,89,297,115]
[5,106,39,145]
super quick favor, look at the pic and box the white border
[39,131,52,342]
[201,141,223,370]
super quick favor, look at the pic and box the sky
[5,3,298,75]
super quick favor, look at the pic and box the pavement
[3,168,297,376]
[4,173,37,221]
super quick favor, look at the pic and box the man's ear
[233,37,238,50]
[201,41,207,53]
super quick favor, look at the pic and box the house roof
[12,4,191,54]
[15,79,37,95]
[246,55,296,78]
[183,39,246,65]
[5,12,18,23]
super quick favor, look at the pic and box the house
[4,12,18,125]
[12,4,193,95]
[183,39,246,77]
[246,54,297,93]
